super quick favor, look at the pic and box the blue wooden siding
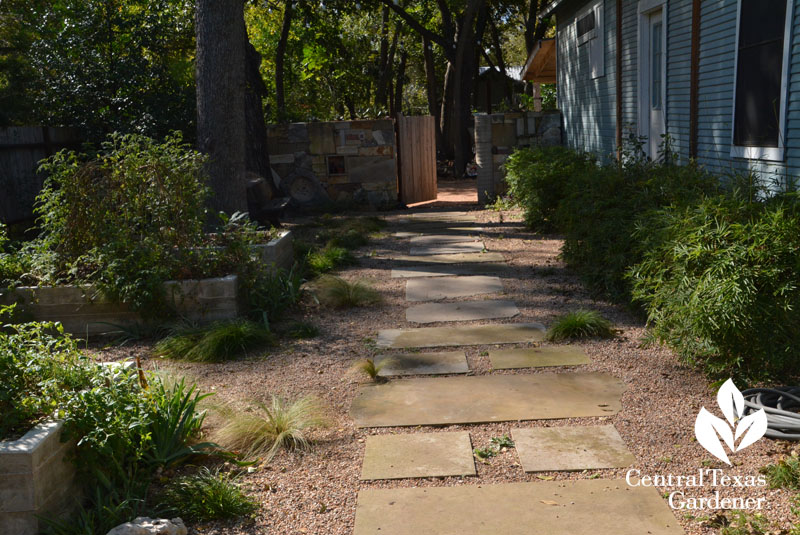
[556,0,618,162]
[556,0,800,185]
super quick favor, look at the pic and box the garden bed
[0,231,293,335]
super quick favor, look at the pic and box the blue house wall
[553,0,800,185]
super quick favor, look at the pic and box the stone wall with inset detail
[267,119,398,208]
[474,111,562,203]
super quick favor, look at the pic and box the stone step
[390,263,510,279]
[350,372,624,427]
[405,275,503,302]
[406,300,519,324]
[389,252,505,264]
[375,351,469,376]
[354,479,683,535]
[409,242,485,255]
[360,432,476,480]
[489,346,590,369]
[377,322,545,349]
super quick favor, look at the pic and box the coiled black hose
[742,387,800,440]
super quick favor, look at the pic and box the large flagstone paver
[391,263,510,278]
[360,432,476,480]
[406,300,519,323]
[409,242,485,255]
[512,425,636,472]
[350,372,624,427]
[390,252,505,264]
[408,234,482,245]
[405,275,503,302]
[406,211,476,221]
[353,479,683,535]
[489,346,590,369]
[377,322,546,348]
[375,351,469,376]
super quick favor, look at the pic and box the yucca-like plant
[155,319,274,362]
[545,309,615,341]
[213,396,328,461]
[313,275,382,308]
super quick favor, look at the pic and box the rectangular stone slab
[391,225,482,235]
[377,322,546,348]
[360,432,476,480]
[350,372,624,427]
[409,242,485,255]
[490,346,590,369]
[354,479,683,535]
[512,425,636,472]
[406,300,519,324]
[406,275,503,302]
[391,264,510,279]
[390,252,505,264]
[376,351,469,376]
[408,234,482,245]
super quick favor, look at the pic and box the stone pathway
[350,209,682,534]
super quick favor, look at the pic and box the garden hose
[741,387,800,440]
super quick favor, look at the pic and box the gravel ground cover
[93,207,798,534]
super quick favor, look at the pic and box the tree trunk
[196,0,248,215]
[394,49,408,116]
[377,25,400,111]
[245,38,278,198]
[275,0,293,122]
[439,61,454,161]
[422,35,444,156]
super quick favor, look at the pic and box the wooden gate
[396,114,437,204]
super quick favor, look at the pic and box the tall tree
[274,0,293,121]
[196,0,248,214]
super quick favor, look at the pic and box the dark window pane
[733,0,786,147]
[577,12,596,38]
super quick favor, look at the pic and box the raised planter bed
[0,421,79,535]
[0,231,294,336]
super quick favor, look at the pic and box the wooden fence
[0,127,80,224]
[396,115,437,204]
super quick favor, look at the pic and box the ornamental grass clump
[313,275,382,308]
[161,467,258,522]
[213,396,328,461]
[155,319,274,362]
[545,309,615,341]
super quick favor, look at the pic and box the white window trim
[730,0,793,162]
[636,0,668,147]
[576,0,605,78]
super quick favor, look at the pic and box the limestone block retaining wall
[474,111,562,203]
[267,119,398,208]
[0,421,79,535]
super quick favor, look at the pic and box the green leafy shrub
[630,193,800,380]
[313,275,382,308]
[307,245,354,275]
[545,309,615,341]
[34,132,209,314]
[0,307,96,439]
[503,146,596,230]
[155,320,275,362]
[161,467,258,522]
[240,265,305,322]
[213,396,328,461]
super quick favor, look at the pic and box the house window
[576,1,604,79]
[731,0,792,160]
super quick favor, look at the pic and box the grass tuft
[314,275,382,308]
[761,455,800,489]
[161,466,258,522]
[307,245,354,275]
[545,309,615,341]
[350,358,391,383]
[155,319,274,362]
[213,396,328,461]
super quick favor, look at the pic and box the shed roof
[521,39,556,83]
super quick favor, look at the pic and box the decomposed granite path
[349,209,682,535]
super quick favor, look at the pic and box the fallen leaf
[540,500,559,506]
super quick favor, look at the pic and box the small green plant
[718,511,771,535]
[473,446,497,461]
[307,245,354,275]
[155,319,274,362]
[545,309,615,341]
[213,396,328,461]
[760,455,800,489]
[161,467,258,522]
[350,358,391,383]
[491,435,515,449]
[314,275,382,308]
[281,320,320,339]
